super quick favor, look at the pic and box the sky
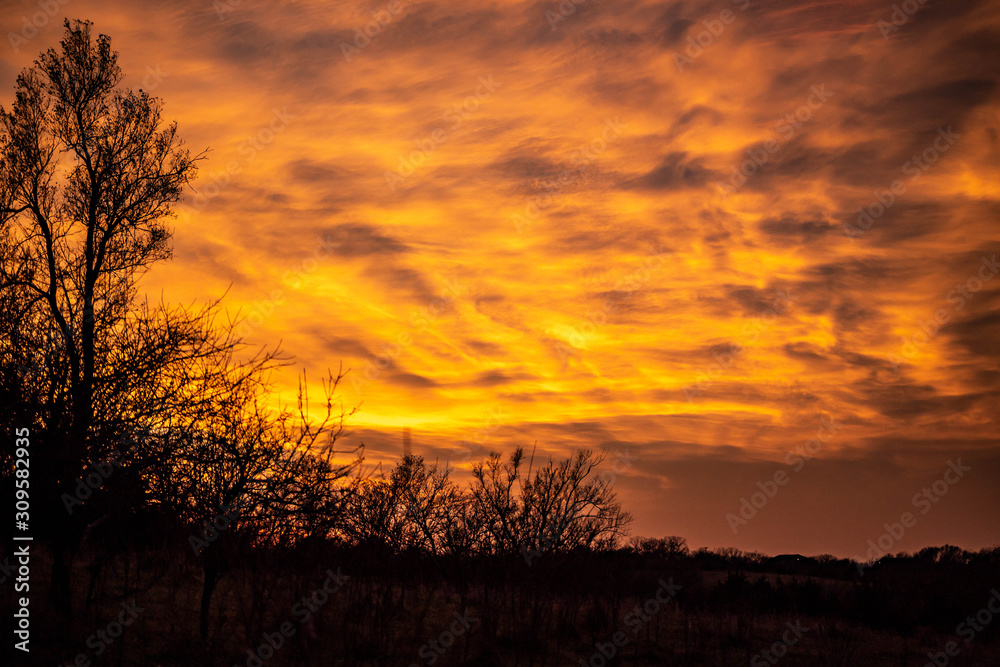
[2,0,998,558]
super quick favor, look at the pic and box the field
[6,542,999,666]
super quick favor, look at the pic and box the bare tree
[469,447,526,555]
[519,449,632,557]
[0,19,199,613]
[143,328,361,639]
[394,455,467,556]
[341,454,476,558]
[341,471,408,553]
[468,446,632,559]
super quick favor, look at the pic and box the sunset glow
[3,0,998,558]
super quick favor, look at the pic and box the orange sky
[3,0,998,557]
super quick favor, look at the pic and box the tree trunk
[200,564,222,641]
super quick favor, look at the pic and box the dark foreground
[2,542,998,666]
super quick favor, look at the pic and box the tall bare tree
[0,19,199,613]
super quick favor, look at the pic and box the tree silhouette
[469,446,632,559]
[0,19,200,614]
[145,336,360,639]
